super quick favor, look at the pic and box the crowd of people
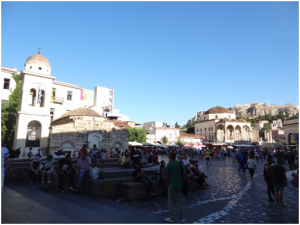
[1,140,299,223]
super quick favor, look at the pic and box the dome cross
[38,47,41,54]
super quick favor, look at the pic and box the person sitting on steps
[75,152,93,193]
[28,157,41,185]
[41,155,55,184]
[132,164,156,196]
[57,153,76,192]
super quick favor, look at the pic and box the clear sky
[1,1,299,126]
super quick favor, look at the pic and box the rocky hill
[230,103,299,118]
[186,103,299,125]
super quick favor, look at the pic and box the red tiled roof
[257,121,262,123]
[180,132,205,138]
[112,121,131,128]
[203,106,233,115]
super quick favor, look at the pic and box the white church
[1,50,129,156]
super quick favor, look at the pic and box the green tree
[175,122,180,128]
[161,135,168,144]
[264,123,272,130]
[125,127,147,143]
[1,74,21,146]
[163,122,169,127]
[187,124,195,134]
[175,136,184,147]
[277,114,285,123]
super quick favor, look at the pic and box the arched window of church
[229,115,231,119]
[215,115,218,119]
[40,90,45,107]
[29,88,36,106]
[26,120,42,147]
[197,129,198,132]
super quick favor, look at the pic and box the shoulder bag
[179,161,188,195]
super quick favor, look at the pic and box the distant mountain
[186,103,299,126]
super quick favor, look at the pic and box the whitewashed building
[195,106,253,143]
[2,50,129,156]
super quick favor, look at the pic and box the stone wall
[49,116,129,153]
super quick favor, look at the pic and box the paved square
[2,155,298,224]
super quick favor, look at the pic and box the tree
[175,136,184,147]
[161,136,168,144]
[163,122,169,127]
[187,124,195,134]
[125,127,147,143]
[1,74,21,146]
[264,123,272,130]
[175,122,180,128]
[251,123,257,128]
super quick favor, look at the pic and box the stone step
[101,167,158,178]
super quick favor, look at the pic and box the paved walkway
[1,155,299,223]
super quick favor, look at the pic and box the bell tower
[14,49,56,156]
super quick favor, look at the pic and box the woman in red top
[78,145,88,158]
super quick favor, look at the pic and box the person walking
[205,150,212,165]
[238,152,246,172]
[165,152,190,223]
[271,158,287,206]
[247,155,256,180]
[264,156,275,202]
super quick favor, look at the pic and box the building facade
[146,127,180,144]
[49,107,129,155]
[1,67,19,103]
[194,106,253,143]
[2,51,129,156]
[283,119,299,150]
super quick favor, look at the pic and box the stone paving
[126,154,299,224]
[1,154,299,224]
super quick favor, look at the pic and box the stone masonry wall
[49,116,129,154]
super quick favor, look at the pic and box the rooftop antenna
[159,113,164,121]
[73,77,76,85]
[38,47,41,54]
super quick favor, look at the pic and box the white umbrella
[128,141,143,146]
[227,146,234,149]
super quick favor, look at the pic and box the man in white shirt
[1,139,11,192]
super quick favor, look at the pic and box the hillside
[186,103,299,125]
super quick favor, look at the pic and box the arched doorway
[235,125,241,141]
[242,125,250,141]
[88,132,102,149]
[227,125,234,140]
[26,120,42,147]
[216,125,225,141]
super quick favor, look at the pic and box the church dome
[25,53,50,67]
[58,107,103,120]
[204,106,233,115]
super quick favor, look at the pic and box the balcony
[51,96,64,104]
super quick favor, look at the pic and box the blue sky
[1,1,299,126]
